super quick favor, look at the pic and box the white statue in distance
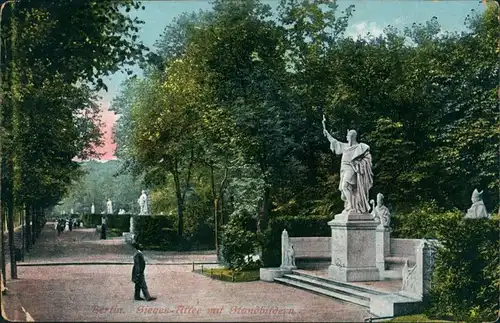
[465,189,490,219]
[106,199,113,215]
[138,190,149,215]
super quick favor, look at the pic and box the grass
[197,267,260,282]
[388,314,452,322]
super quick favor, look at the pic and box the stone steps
[274,271,388,308]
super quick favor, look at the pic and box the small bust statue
[370,193,391,228]
[465,189,489,219]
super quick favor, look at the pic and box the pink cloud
[95,101,118,160]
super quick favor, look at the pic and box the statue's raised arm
[322,115,347,155]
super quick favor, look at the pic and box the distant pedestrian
[68,219,73,232]
[100,216,107,239]
[57,219,64,236]
[131,243,156,301]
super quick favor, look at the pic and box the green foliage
[55,160,143,215]
[0,0,147,249]
[199,267,260,283]
[220,209,261,270]
[389,314,450,322]
[81,214,102,228]
[262,215,331,266]
[106,215,132,233]
[390,201,461,239]
[426,216,499,321]
[111,1,498,272]
[134,215,177,250]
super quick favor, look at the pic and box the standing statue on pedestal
[138,190,149,215]
[106,199,113,215]
[91,204,95,214]
[370,193,391,228]
[323,115,373,214]
[465,189,490,219]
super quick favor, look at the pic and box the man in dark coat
[131,243,156,301]
[100,216,107,239]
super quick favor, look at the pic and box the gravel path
[9,265,371,322]
[2,222,372,322]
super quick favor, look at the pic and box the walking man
[131,243,156,301]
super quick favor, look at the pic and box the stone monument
[280,230,297,270]
[106,199,113,215]
[91,204,95,214]
[323,115,380,281]
[70,208,74,214]
[464,189,490,219]
[138,190,149,215]
[371,193,391,273]
[118,209,126,215]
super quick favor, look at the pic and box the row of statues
[84,191,151,215]
[322,115,491,220]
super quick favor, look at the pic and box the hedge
[81,214,102,228]
[80,214,131,232]
[106,214,131,232]
[134,214,179,250]
[261,215,332,266]
[425,215,499,321]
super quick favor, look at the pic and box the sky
[94,0,486,160]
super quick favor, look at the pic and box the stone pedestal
[376,226,390,272]
[328,212,380,282]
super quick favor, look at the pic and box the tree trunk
[6,181,17,279]
[25,205,30,250]
[20,206,24,261]
[173,169,184,237]
[0,202,5,287]
[31,206,35,246]
[209,165,218,258]
[261,186,271,232]
[176,193,183,237]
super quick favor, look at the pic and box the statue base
[328,212,380,282]
[280,265,297,271]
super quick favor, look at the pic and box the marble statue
[465,189,490,219]
[118,209,126,215]
[91,204,95,214]
[70,208,74,214]
[106,199,113,215]
[323,115,373,214]
[370,193,391,228]
[286,244,296,267]
[138,190,149,215]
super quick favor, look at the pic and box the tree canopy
[111,0,499,239]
